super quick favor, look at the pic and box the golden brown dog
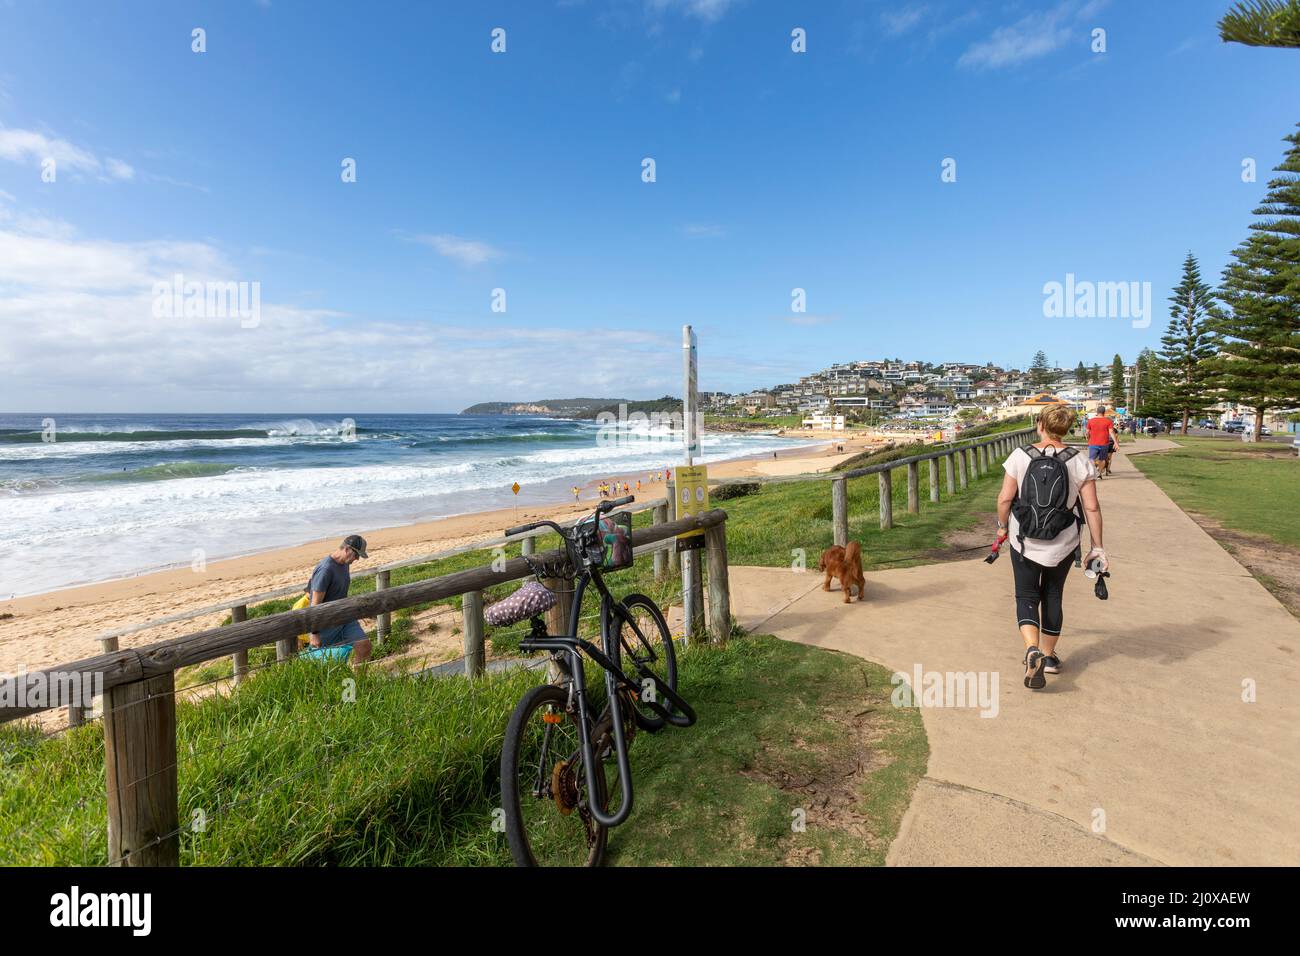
[818,541,865,603]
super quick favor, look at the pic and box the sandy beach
[0,433,881,676]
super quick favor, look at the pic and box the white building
[803,413,846,431]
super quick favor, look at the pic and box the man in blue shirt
[303,534,371,664]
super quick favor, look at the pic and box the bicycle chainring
[550,759,578,816]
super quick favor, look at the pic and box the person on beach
[572,485,580,501]
[302,534,372,665]
[1085,404,1118,479]
[995,403,1107,689]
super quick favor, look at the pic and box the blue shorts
[1088,444,1109,461]
[301,619,365,661]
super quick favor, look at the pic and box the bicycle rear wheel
[500,683,608,867]
[609,592,677,732]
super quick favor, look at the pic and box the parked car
[1144,420,1165,434]
[1223,421,1245,433]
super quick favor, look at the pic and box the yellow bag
[292,593,311,647]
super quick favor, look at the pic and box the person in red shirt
[1085,405,1118,478]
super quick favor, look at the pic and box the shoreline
[0,434,881,674]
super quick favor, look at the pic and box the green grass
[724,458,1007,570]
[1129,436,1300,548]
[605,636,927,866]
[0,635,924,866]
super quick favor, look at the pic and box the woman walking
[995,403,1108,689]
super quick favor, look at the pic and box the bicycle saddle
[485,581,558,627]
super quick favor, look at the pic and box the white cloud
[882,5,927,37]
[0,125,134,181]
[681,222,725,237]
[409,233,503,267]
[646,0,739,24]
[957,1,1105,70]
[105,157,135,180]
[0,205,678,410]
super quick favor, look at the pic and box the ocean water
[0,413,806,598]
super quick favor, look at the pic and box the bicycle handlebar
[505,496,635,539]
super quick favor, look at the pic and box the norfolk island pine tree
[1211,122,1300,441]
[1159,253,1223,435]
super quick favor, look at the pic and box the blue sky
[0,0,1297,412]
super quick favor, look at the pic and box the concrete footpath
[728,439,1300,865]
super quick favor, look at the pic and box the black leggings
[1010,547,1074,637]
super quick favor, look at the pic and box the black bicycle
[493,495,696,867]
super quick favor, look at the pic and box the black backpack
[1011,445,1084,550]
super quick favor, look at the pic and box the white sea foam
[0,430,807,596]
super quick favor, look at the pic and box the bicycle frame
[519,562,695,829]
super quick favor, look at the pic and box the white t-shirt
[1002,444,1097,566]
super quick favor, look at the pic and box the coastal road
[728,438,1300,866]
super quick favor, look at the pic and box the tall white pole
[682,326,698,643]
[683,325,698,466]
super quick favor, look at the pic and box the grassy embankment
[0,635,925,866]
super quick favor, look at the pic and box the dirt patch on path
[919,510,1000,563]
[1186,513,1300,620]
[740,701,894,865]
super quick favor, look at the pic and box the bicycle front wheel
[610,592,677,731]
[500,683,608,867]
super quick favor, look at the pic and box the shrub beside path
[728,438,1300,865]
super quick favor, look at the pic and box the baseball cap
[342,534,368,559]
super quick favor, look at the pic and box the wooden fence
[826,427,1037,545]
[0,507,732,866]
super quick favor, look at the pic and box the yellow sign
[675,464,708,552]
[511,482,520,495]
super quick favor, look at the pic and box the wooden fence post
[375,571,391,643]
[521,536,535,557]
[543,571,574,642]
[973,444,983,478]
[945,453,956,494]
[105,673,179,866]
[652,504,668,580]
[831,477,848,546]
[879,469,893,530]
[958,449,968,490]
[91,636,119,722]
[705,521,731,645]
[684,550,706,642]
[540,567,573,685]
[929,457,940,503]
[462,590,485,678]
[231,605,249,687]
[907,462,920,515]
